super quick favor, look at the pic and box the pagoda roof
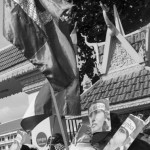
[0,45,36,83]
[80,7,150,113]
[0,45,27,72]
[81,66,150,111]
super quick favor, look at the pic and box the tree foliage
[68,0,150,93]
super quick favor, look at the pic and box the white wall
[31,118,51,150]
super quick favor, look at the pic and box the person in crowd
[21,144,38,150]
[91,113,150,150]
[88,99,111,134]
[47,133,65,150]
[9,130,38,150]
[10,139,38,150]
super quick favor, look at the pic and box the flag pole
[49,83,69,150]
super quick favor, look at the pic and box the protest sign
[103,114,145,150]
[88,98,111,134]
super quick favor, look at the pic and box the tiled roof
[0,119,22,135]
[0,45,27,72]
[81,67,150,111]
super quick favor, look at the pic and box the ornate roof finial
[81,74,92,92]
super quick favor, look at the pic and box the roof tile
[114,89,120,95]
[105,85,109,91]
[136,77,140,83]
[132,71,140,78]
[141,69,149,76]
[103,91,109,98]
[123,86,127,94]
[147,87,150,95]
[113,77,119,83]
[90,94,96,102]
[108,84,114,90]
[110,96,116,103]
[101,87,105,92]
[112,95,118,103]
[101,92,105,98]
[123,80,129,86]
[117,95,124,102]
[118,86,124,95]
[86,96,92,103]
[148,81,150,88]
[131,78,137,84]
[126,85,132,93]
[115,82,121,89]
[135,83,140,91]
[125,92,132,100]
[113,83,118,89]
[144,76,149,82]
[80,68,150,110]
[111,89,116,97]
[124,93,131,101]
[140,76,145,83]
[0,46,26,72]
[134,90,141,99]
[104,90,109,97]
[144,81,149,89]
[118,75,125,82]
[139,89,144,96]
[107,90,112,97]
[126,73,133,80]
[120,93,126,102]
[143,88,148,96]
[97,92,102,100]
[81,96,88,104]
[139,83,144,90]
[94,94,100,101]
[105,79,111,85]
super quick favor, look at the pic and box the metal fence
[66,118,82,142]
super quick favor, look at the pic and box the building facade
[0,119,23,150]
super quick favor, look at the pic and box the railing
[66,118,82,142]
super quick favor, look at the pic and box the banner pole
[49,83,69,150]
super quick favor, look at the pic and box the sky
[0,0,11,49]
[0,1,29,123]
[0,93,29,123]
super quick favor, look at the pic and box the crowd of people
[10,99,150,150]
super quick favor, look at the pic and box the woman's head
[91,113,121,148]
[88,100,109,133]
[89,109,105,133]
[110,126,129,146]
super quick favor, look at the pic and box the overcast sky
[0,93,29,123]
